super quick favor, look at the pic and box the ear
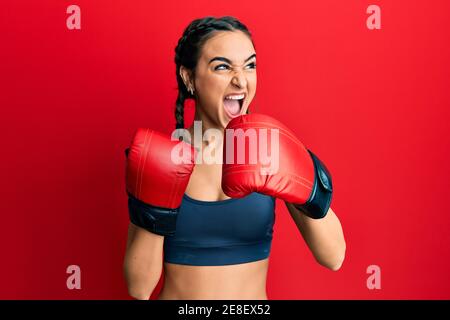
[179,66,194,90]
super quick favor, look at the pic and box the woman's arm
[285,203,346,271]
[123,223,164,300]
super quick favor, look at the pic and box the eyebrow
[208,54,256,65]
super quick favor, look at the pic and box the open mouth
[223,93,245,119]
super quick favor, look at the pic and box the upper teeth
[225,94,245,100]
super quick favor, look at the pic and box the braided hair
[174,16,254,129]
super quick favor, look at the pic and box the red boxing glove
[222,113,333,219]
[125,128,196,236]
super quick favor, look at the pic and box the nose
[231,70,247,89]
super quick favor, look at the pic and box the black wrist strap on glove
[294,150,333,219]
[127,193,179,236]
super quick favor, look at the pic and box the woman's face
[185,30,257,130]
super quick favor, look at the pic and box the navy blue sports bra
[163,192,276,266]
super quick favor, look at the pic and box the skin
[124,30,346,300]
[159,30,264,300]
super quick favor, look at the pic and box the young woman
[123,16,346,300]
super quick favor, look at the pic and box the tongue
[224,99,240,116]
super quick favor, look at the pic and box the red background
[1,0,449,299]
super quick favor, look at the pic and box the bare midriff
[158,258,269,300]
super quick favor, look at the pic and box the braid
[175,90,185,129]
[173,16,253,129]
